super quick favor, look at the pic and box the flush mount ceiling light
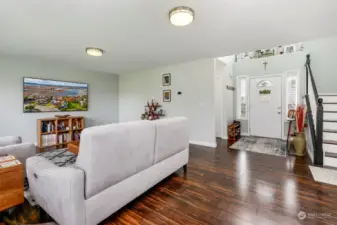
[169,6,194,26]
[86,47,103,57]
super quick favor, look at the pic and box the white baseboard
[189,140,217,148]
[241,133,250,136]
[222,136,228,140]
[282,136,287,141]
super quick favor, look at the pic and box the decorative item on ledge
[37,116,84,150]
[55,114,70,118]
[141,100,165,121]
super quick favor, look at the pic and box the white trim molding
[241,133,250,136]
[189,140,217,148]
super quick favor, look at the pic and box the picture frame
[284,45,296,54]
[162,73,171,86]
[163,90,171,102]
[23,77,88,113]
[288,109,296,118]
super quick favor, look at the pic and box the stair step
[324,122,337,130]
[324,143,337,154]
[324,120,337,123]
[325,151,337,158]
[320,95,337,96]
[323,102,337,104]
[324,131,337,140]
[324,104,337,111]
[323,140,337,145]
[324,112,337,120]
[320,93,337,96]
[321,95,337,103]
[324,129,337,133]
[323,157,337,167]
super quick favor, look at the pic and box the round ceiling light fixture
[86,47,103,57]
[169,6,194,26]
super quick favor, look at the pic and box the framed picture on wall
[162,73,171,86]
[284,45,296,54]
[163,90,171,102]
[23,77,88,113]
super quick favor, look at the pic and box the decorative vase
[293,132,306,156]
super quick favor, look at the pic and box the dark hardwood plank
[100,139,337,225]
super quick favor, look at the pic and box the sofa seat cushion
[153,117,189,164]
[76,121,156,199]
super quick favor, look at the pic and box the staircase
[321,94,337,167]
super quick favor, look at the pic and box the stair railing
[305,54,323,165]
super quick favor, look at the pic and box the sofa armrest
[26,156,86,225]
[0,136,22,147]
[0,143,36,168]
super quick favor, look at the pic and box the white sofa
[26,117,189,225]
[0,136,36,169]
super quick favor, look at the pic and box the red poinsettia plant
[295,105,307,133]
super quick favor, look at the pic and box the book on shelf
[42,134,56,147]
[41,121,55,133]
[73,131,81,141]
[58,133,71,144]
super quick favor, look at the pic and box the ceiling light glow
[169,6,194,26]
[86,47,103,57]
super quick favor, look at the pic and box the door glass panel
[256,80,273,88]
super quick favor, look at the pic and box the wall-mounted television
[23,78,88,113]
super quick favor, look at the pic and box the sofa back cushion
[153,117,189,164]
[76,120,155,199]
[0,136,22,147]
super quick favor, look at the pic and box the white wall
[214,60,224,138]
[119,58,216,147]
[222,56,235,136]
[303,36,337,93]
[214,58,235,139]
[233,52,306,135]
[0,56,119,143]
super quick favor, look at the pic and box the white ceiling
[0,0,337,75]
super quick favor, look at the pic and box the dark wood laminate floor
[101,139,337,225]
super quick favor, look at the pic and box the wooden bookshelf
[37,116,84,150]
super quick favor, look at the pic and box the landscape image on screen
[24,78,88,113]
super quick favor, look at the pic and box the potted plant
[259,89,271,95]
[293,105,307,156]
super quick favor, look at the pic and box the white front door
[249,76,282,139]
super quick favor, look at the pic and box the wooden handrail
[305,54,323,166]
[306,54,319,103]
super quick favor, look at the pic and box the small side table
[68,141,80,155]
[0,156,24,222]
